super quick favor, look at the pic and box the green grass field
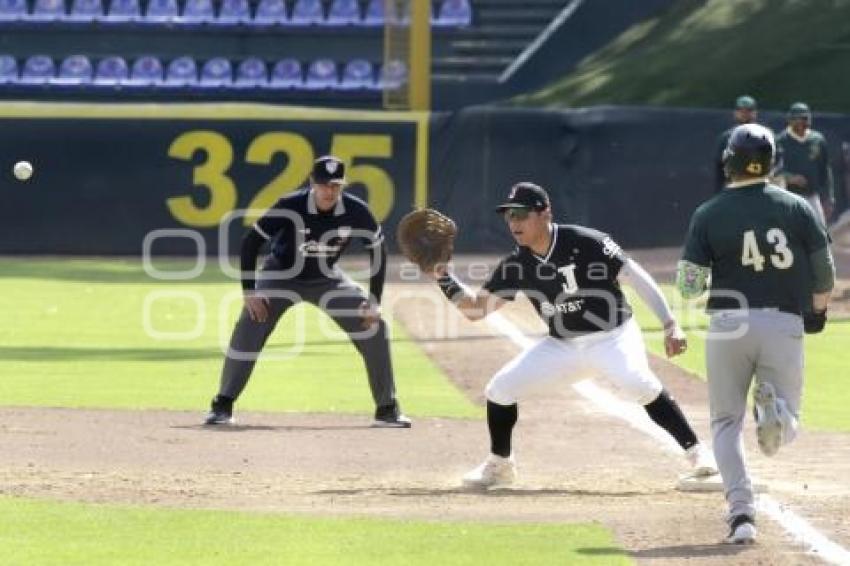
[0,497,630,565]
[627,287,850,432]
[0,258,478,419]
[517,0,850,113]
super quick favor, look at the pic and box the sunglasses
[503,207,533,221]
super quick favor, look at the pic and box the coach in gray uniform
[678,124,834,544]
[204,155,411,428]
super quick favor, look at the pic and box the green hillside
[517,0,850,113]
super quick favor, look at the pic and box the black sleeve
[483,257,521,301]
[240,229,267,292]
[368,239,387,304]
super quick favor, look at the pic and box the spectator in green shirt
[776,102,835,225]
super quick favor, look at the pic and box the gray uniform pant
[217,261,397,408]
[706,310,803,521]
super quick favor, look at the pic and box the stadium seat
[0,0,27,21]
[94,55,129,85]
[435,0,470,27]
[29,0,66,21]
[128,55,163,85]
[325,0,359,25]
[180,0,214,24]
[378,59,406,89]
[340,59,374,89]
[289,0,322,25]
[269,57,302,88]
[54,54,93,84]
[20,55,55,84]
[164,55,197,86]
[103,0,140,21]
[362,0,382,25]
[304,58,337,89]
[0,55,18,83]
[364,0,418,25]
[253,0,285,25]
[67,0,104,21]
[145,0,178,23]
[215,0,250,24]
[234,57,267,87]
[199,57,232,87]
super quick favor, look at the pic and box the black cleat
[372,402,412,428]
[204,395,234,425]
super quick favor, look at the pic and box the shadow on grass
[628,543,750,559]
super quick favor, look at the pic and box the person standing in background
[714,96,759,193]
[776,102,835,226]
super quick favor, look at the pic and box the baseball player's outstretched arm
[434,266,508,321]
[619,259,687,357]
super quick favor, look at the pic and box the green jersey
[776,128,835,201]
[682,181,829,313]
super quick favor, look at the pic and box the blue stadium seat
[179,0,214,23]
[54,54,93,84]
[235,57,267,87]
[199,57,232,87]
[215,0,250,24]
[164,55,197,86]
[94,55,129,85]
[128,55,163,85]
[20,55,55,84]
[435,0,470,27]
[0,0,27,21]
[67,0,103,21]
[29,0,66,21]
[0,55,18,83]
[253,0,285,25]
[364,0,419,26]
[362,0,382,25]
[289,0,322,25]
[378,59,406,89]
[269,57,302,88]
[103,0,140,21]
[325,0,359,25]
[340,58,374,89]
[305,58,337,89]
[145,0,178,23]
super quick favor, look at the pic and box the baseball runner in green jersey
[775,102,836,225]
[713,95,759,193]
[678,124,835,544]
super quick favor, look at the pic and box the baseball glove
[396,208,457,273]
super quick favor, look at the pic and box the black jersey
[253,188,383,279]
[484,224,631,337]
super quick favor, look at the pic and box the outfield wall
[1,102,847,254]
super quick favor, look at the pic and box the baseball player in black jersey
[434,182,717,488]
[204,155,410,428]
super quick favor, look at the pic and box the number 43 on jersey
[741,228,794,271]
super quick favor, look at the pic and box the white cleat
[685,443,719,477]
[724,515,757,545]
[754,382,783,457]
[462,454,516,489]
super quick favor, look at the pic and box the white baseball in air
[13,161,33,181]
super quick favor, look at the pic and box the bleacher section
[0,0,670,109]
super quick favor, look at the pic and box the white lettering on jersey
[602,237,622,259]
[299,241,342,257]
[557,264,579,295]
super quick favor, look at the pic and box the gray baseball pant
[217,264,397,408]
[706,310,803,522]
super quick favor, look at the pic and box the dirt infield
[1,249,849,565]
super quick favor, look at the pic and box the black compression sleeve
[240,229,267,292]
[368,240,387,304]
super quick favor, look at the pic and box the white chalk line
[485,311,850,565]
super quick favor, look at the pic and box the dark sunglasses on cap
[503,207,533,221]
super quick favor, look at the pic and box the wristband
[437,273,464,302]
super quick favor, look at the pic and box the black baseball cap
[788,102,811,120]
[495,182,550,212]
[311,155,346,185]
